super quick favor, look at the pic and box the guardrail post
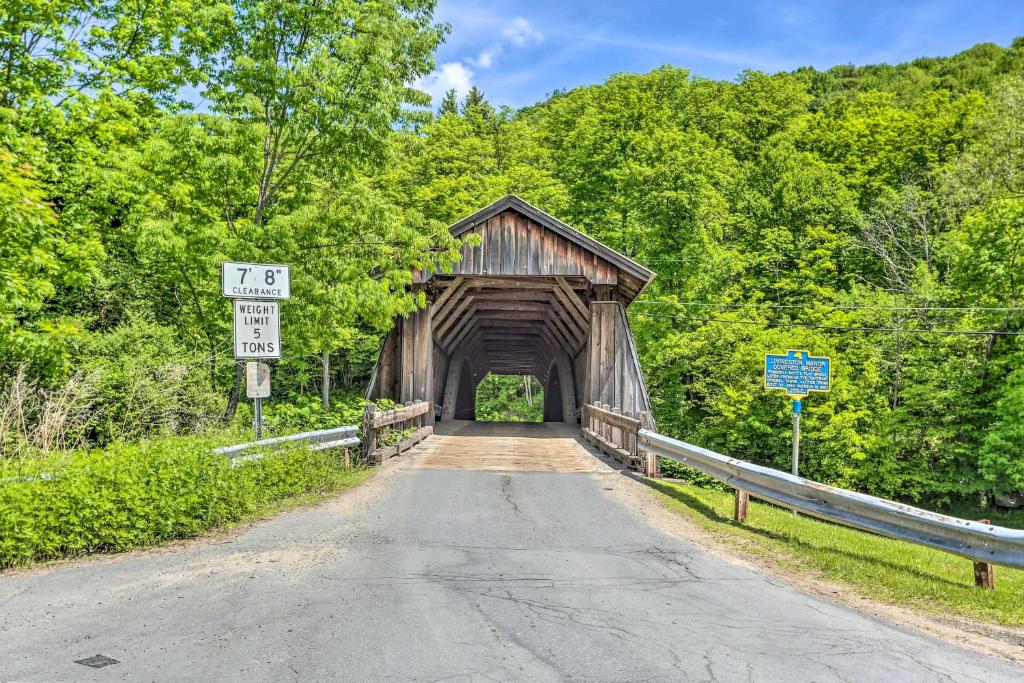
[639,412,659,477]
[624,409,636,465]
[397,401,412,458]
[362,403,377,464]
[973,519,996,589]
[733,489,749,523]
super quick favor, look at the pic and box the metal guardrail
[639,429,1024,570]
[214,425,360,464]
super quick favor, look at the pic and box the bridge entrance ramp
[410,421,616,473]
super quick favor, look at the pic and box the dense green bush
[76,320,225,445]
[261,391,369,433]
[0,433,362,569]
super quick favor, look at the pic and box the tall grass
[0,367,96,458]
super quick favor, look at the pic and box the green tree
[438,88,459,117]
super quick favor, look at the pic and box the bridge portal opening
[474,374,544,422]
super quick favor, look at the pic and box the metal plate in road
[222,261,290,299]
[234,300,281,359]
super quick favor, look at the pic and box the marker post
[792,398,801,478]
[254,396,263,440]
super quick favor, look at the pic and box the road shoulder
[597,465,1024,667]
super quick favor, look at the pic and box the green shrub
[261,391,369,433]
[76,320,224,445]
[0,432,363,569]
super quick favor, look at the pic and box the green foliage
[0,434,366,568]
[980,355,1024,494]
[475,374,543,422]
[262,392,368,433]
[75,320,224,445]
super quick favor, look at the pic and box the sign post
[223,262,290,440]
[792,399,801,477]
[246,361,271,439]
[765,350,831,480]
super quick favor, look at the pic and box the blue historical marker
[765,350,831,397]
[765,350,832,483]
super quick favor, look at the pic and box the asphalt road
[1,427,1021,681]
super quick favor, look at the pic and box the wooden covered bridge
[364,195,658,472]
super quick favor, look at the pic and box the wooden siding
[414,209,619,286]
[367,306,434,417]
[584,301,653,421]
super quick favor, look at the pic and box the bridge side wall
[367,306,435,421]
[584,301,653,421]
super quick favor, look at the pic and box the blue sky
[415,1,1024,108]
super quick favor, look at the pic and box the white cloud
[414,61,475,103]
[501,17,544,47]
[413,12,545,106]
[472,45,503,69]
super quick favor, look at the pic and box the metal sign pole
[255,396,263,440]
[792,398,801,477]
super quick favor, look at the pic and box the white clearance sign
[233,300,281,359]
[222,262,291,300]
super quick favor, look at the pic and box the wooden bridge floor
[410,421,615,473]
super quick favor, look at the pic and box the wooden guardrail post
[624,409,636,465]
[362,403,377,464]
[611,405,623,453]
[974,519,996,589]
[598,403,607,448]
[733,490,749,523]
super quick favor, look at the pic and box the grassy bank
[0,434,369,570]
[650,478,1024,627]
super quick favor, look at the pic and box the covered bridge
[366,195,656,437]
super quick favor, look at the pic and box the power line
[632,300,1024,313]
[629,312,1024,336]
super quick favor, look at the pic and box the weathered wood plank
[418,307,433,419]
[436,295,476,346]
[371,425,433,461]
[400,315,414,403]
[555,277,589,320]
[431,276,466,318]
[516,213,529,274]
[372,400,432,428]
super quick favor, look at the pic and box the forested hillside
[385,42,1024,508]
[3,0,1023,510]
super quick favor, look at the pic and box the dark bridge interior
[432,275,589,423]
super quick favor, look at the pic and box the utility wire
[629,311,1024,336]
[632,300,1024,313]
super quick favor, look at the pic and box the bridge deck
[410,420,615,473]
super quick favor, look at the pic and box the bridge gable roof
[447,195,655,287]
